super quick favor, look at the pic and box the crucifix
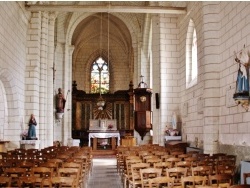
[52,65,56,83]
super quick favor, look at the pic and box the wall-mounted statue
[233,45,250,111]
[234,46,249,94]
[56,88,66,113]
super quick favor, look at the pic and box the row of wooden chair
[117,145,237,177]
[122,153,237,179]
[116,145,248,188]
[125,163,235,188]
[0,145,93,187]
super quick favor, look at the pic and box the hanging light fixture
[107,11,110,74]
[97,13,105,110]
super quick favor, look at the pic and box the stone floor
[87,157,123,188]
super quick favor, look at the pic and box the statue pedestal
[56,112,64,119]
[68,138,80,147]
[19,140,40,149]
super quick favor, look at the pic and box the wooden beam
[25,4,186,14]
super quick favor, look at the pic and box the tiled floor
[87,157,123,188]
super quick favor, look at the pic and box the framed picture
[100,119,107,129]
[89,119,99,130]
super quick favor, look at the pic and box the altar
[88,119,119,150]
[88,131,120,150]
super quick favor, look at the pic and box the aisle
[87,157,123,188]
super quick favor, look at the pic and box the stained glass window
[91,57,109,93]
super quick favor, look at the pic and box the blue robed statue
[234,46,250,96]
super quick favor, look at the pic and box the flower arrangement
[165,128,179,136]
[108,124,113,130]
[21,130,28,140]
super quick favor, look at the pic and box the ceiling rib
[25,5,186,14]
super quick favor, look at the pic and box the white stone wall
[177,1,205,150]
[176,1,250,154]
[0,2,29,149]
[151,14,180,146]
[219,1,250,147]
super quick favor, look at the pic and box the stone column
[151,14,161,145]
[25,11,41,145]
[39,12,49,149]
[201,2,220,154]
[152,14,180,146]
[62,44,74,145]
[46,12,57,147]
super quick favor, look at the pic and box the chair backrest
[143,155,158,163]
[39,162,59,176]
[243,172,250,185]
[161,155,174,162]
[148,176,174,188]
[125,158,142,176]
[56,154,70,161]
[58,167,79,177]
[130,163,150,187]
[140,167,162,188]
[230,185,250,188]
[4,167,27,177]
[51,176,77,188]
[167,167,188,186]
[18,160,34,173]
[170,151,184,157]
[58,167,80,186]
[197,154,210,161]
[0,176,12,187]
[62,162,81,169]
[47,159,63,167]
[216,165,236,176]
[178,154,192,160]
[152,151,167,158]
[181,175,207,188]
[166,157,182,168]
[184,156,199,167]
[192,165,213,176]
[209,174,232,187]
[31,167,52,178]
[146,158,162,167]
[186,150,199,156]
[154,161,172,176]
[175,161,192,168]
[219,155,237,166]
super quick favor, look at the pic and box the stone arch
[65,12,139,49]
[0,68,20,139]
[65,12,138,83]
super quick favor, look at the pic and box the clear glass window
[186,19,198,88]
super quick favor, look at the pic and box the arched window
[186,19,198,88]
[90,57,109,93]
